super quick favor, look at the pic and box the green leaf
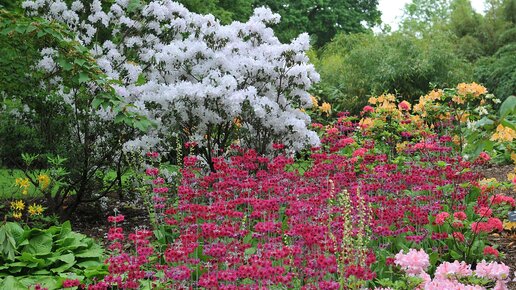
[24,232,53,255]
[244,247,256,256]
[75,244,103,258]
[76,260,102,268]
[450,250,462,260]
[60,221,72,237]
[5,223,25,245]
[83,265,108,278]
[78,72,90,83]
[243,232,253,244]
[58,253,75,265]
[500,119,516,131]
[91,98,103,109]
[50,261,75,273]
[0,276,26,290]
[57,58,73,71]
[499,95,516,118]
[127,0,143,13]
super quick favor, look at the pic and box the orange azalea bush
[357,83,514,162]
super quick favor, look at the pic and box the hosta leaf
[57,253,75,265]
[0,276,26,290]
[75,244,103,258]
[24,232,52,255]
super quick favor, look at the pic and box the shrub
[314,32,474,114]
[23,0,321,171]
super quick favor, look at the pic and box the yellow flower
[12,212,22,219]
[508,171,515,182]
[413,100,426,113]
[310,95,319,107]
[452,135,461,146]
[426,89,443,101]
[510,152,516,164]
[10,200,25,211]
[359,117,373,129]
[385,94,396,102]
[479,178,497,186]
[319,102,331,115]
[37,174,51,190]
[459,112,469,123]
[452,95,465,104]
[456,82,487,97]
[28,203,44,216]
[504,220,516,231]
[490,125,516,142]
[368,96,377,105]
[15,177,30,188]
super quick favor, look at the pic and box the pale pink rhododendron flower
[434,261,472,280]
[475,260,510,281]
[424,279,484,290]
[394,249,429,275]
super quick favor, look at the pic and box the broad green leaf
[0,276,26,290]
[4,222,24,245]
[57,253,75,265]
[59,221,72,238]
[499,95,516,118]
[75,244,103,258]
[76,260,102,268]
[24,232,53,255]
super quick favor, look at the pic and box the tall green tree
[255,0,381,47]
[176,0,253,23]
[399,0,451,35]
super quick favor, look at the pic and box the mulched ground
[71,198,151,242]
[481,165,516,289]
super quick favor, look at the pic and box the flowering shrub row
[75,113,515,289]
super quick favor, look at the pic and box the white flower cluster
[23,0,321,153]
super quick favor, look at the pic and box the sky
[378,0,486,31]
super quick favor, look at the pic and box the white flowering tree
[22,0,320,170]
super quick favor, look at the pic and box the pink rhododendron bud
[146,151,159,158]
[62,279,81,288]
[145,167,159,176]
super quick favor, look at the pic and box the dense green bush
[475,28,516,101]
[0,10,149,218]
[313,32,473,114]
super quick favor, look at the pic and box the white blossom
[24,0,321,155]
